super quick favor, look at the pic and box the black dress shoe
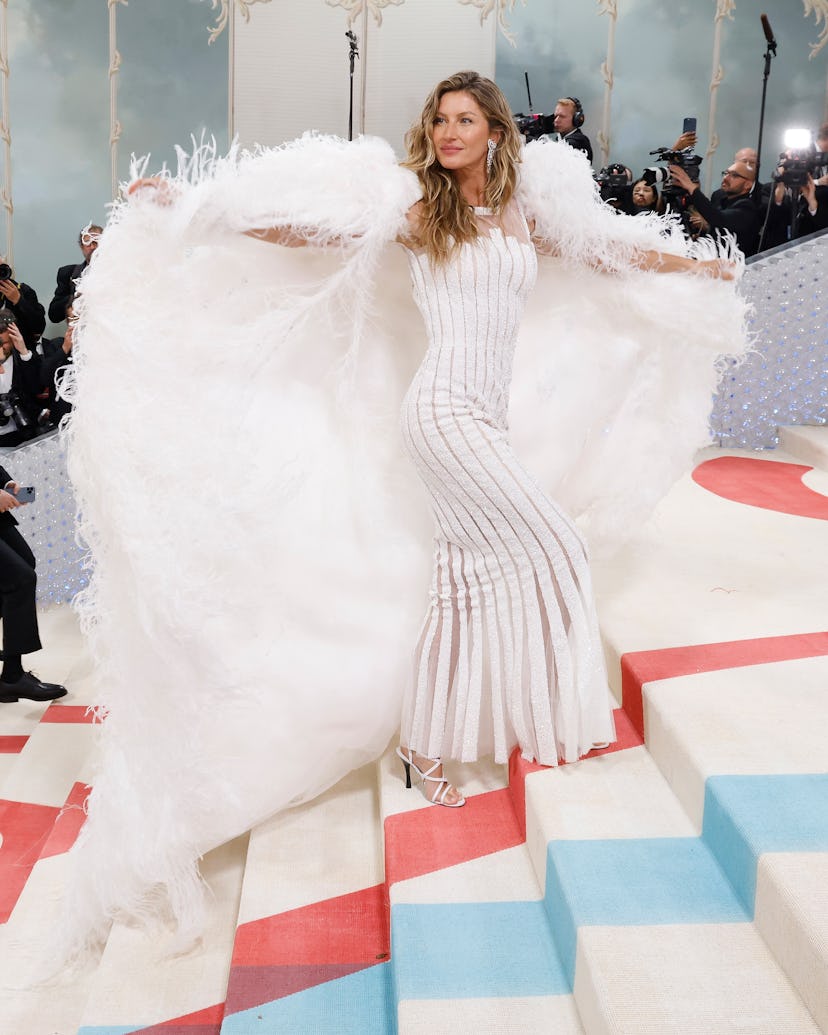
[0,671,68,703]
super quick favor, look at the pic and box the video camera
[775,148,818,188]
[645,145,703,213]
[513,112,547,141]
[595,163,631,206]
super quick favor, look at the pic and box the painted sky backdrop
[495,0,827,183]
[0,0,825,334]
[3,0,227,333]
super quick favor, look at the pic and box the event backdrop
[0,0,825,334]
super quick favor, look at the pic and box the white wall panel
[233,3,364,148]
[233,0,496,154]
[362,0,497,155]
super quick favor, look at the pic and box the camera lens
[0,263,12,280]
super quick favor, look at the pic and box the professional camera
[0,263,13,281]
[0,391,32,431]
[0,310,15,333]
[775,148,818,188]
[647,145,703,219]
[595,163,631,206]
[513,112,547,141]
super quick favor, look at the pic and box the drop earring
[486,138,496,175]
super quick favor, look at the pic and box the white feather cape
[60,134,748,953]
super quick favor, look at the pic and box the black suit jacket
[48,261,86,324]
[689,187,761,256]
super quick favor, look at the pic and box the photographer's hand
[0,487,22,512]
[0,279,21,306]
[7,322,29,357]
[671,132,697,153]
[668,165,697,196]
[801,174,817,215]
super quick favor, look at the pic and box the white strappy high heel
[396,747,466,808]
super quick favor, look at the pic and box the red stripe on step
[693,456,828,519]
[224,962,373,1016]
[507,708,643,837]
[384,785,523,886]
[0,736,28,753]
[0,799,60,922]
[40,704,98,724]
[622,631,828,738]
[231,884,388,969]
[40,782,91,859]
[129,1002,224,1033]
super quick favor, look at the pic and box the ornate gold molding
[803,0,828,57]
[703,0,735,193]
[325,0,404,27]
[0,0,10,261]
[596,0,618,169]
[208,0,273,44]
[457,0,525,45]
[109,0,127,198]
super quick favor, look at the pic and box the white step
[778,424,828,472]
[523,747,820,1033]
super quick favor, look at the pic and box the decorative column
[0,0,12,262]
[704,0,735,195]
[109,0,127,198]
[596,0,618,169]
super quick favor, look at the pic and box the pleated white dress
[400,201,616,767]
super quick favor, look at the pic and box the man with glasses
[669,159,761,256]
[48,223,102,325]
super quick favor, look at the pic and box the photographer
[669,160,761,256]
[39,301,75,428]
[0,262,45,351]
[48,223,101,325]
[0,315,42,445]
[0,468,67,703]
[549,97,593,164]
[767,171,828,242]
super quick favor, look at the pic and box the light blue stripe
[545,837,748,984]
[392,900,569,1000]
[219,963,392,1035]
[703,773,828,913]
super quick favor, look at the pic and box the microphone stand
[755,33,776,188]
[346,30,359,142]
[755,29,777,251]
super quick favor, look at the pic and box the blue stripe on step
[219,962,393,1035]
[392,900,569,1000]
[545,837,748,985]
[703,773,828,913]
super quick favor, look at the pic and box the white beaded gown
[400,201,615,767]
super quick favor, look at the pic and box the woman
[65,72,742,950]
[630,176,663,215]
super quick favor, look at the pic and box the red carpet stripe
[0,799,60,922]
[0,736,28,753]
[40,782,91,859]
[384,786,523,886]
[621,631,828,738]
[40,703,98,724]
[693,455,828,519]
[130,1002,224,1033]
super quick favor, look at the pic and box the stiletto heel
[395,746,465,807]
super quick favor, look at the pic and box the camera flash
[783,128,811,150]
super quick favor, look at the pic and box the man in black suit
[670,159,761,257]
[0,317,42,445]
[48,223,102,325]
[550,97,593,165]
[0,467,67,702]
[0,265,45,351]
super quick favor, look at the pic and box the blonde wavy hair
[402,70,523,265]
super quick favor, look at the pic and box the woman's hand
[695,258,738,281]
[127,177,175,204]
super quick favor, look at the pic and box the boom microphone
[760,13,777,54]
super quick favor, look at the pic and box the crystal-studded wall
[711,231,828,449]
[0,431,86,605]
